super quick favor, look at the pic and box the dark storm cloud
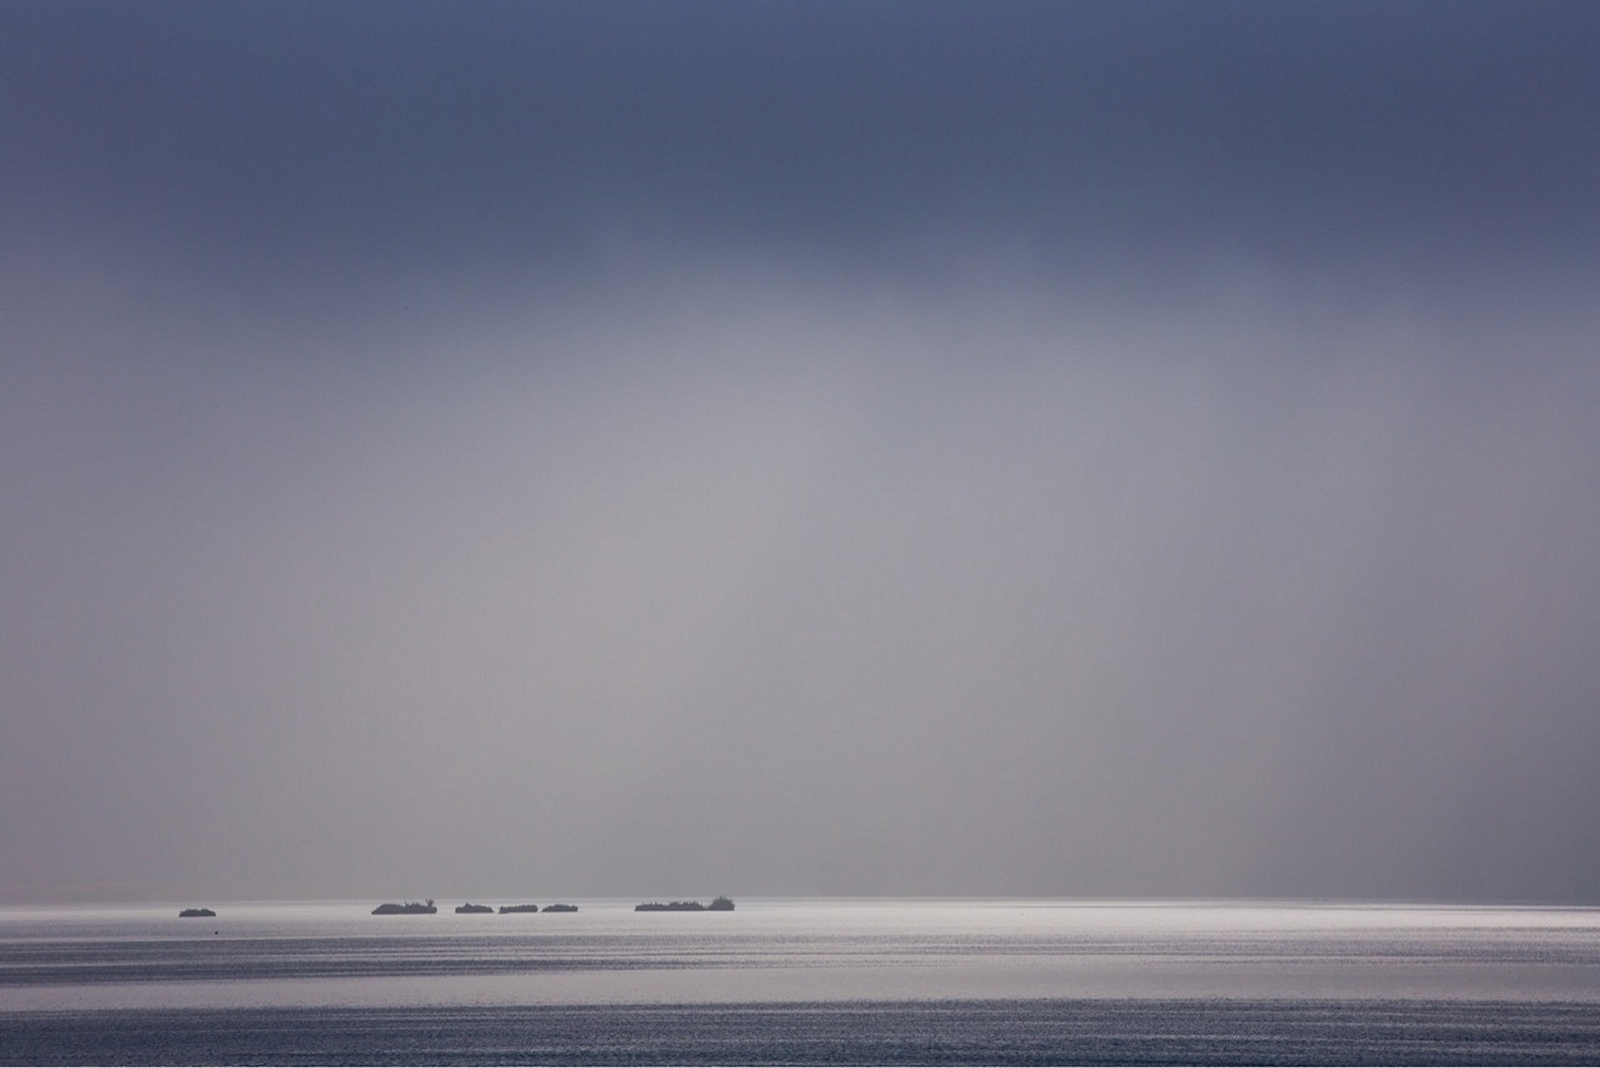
[6,1,1598,295]
[3,2,1599,904]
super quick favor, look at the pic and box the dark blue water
[4,901,1598,1063]
[6,1000,1600,1064]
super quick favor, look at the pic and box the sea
[3,899,1599,1064]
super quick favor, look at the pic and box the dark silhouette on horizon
[372,899,436,915]
[178,908,216,918]
[636,897,734,912]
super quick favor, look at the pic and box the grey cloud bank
[3,1,1598,903]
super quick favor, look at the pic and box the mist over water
[4,2,1600,906]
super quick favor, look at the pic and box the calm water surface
[3,900,1599,1063]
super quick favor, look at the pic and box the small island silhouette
[635,896,734,912]
[178,908,216,918]
[542,903,579,913]
[498,904,540,914]
[372,899,437,915]
[455,902,494,914]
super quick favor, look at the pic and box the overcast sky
[4,1,1599,904]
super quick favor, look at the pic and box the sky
[3,0,1599,904]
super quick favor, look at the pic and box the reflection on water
[2,899,1599,1011]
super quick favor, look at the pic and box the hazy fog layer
[3,1,1598,903]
